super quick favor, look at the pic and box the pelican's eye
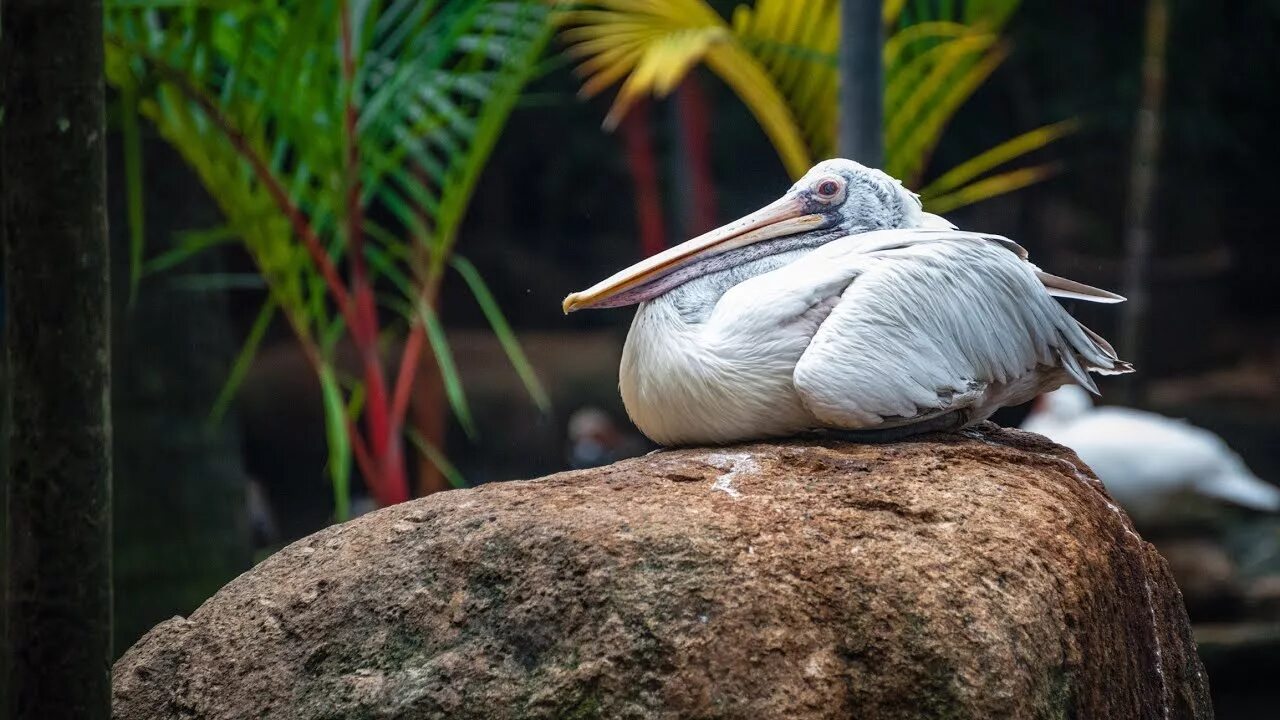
[814,177,844,202]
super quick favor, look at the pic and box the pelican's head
[563,159,925,312]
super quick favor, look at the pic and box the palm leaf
[318,365,353,521]
[406,429,468,489]
[106,0,555,504]
[917,119,1078,200]
[414,297,477,440]
[701,44,812,177]
[732,0,840,160]
[923,164,1059,214]
[208,296,276,425]
[887,35,1007,183]
[558,0,1070,211]
[120,81,147,301]
[450,255,550,412]
[142,224,243,276]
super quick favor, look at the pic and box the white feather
[918,212,958,230]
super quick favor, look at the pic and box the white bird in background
[1023,384,1280,516]
[563,159,1133,446]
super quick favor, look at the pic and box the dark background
[101,1,1280,715]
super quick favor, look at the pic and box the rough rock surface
[113,424,1212,719]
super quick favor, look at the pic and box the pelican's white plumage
[1023,385,1280,516]
[565,159,1132,446]
[620,229,1126,444]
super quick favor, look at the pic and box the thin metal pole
[839,0,884,166]
[1119,0,1169,405]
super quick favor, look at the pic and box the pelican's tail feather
[1058,347,1100,394]
[1078,322,1134,375]
[1056,319,1133,394]
[1092,360,1135,375]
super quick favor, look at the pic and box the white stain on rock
[705,452,758,499]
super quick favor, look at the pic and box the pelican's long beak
[563,194,824,312]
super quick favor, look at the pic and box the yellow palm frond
[557,1,727,127]
[731,0,840,160]
[918,119,1079,200]
[557,0,812,175]
[557,0,1069,212]
[883,0,908,25]
[923,165,1060,214]
[886,34,1007,182]
[703,44,813,177]
[884,22,970,66]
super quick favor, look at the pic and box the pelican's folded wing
[792,236,1127,429]
[814,229,1122,304]
[816,228,1029,260]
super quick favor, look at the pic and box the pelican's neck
[651,246,814,325]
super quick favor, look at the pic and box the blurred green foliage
[104,0,553,510]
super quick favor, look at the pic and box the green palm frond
[106,0,555,499]
[557,0,1068,212]
[109,0,551,304]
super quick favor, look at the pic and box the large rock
[113,425,1212,719]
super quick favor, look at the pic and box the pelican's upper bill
[562,195,824,313]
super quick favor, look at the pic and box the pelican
[1024,385,1280,517]
[563,159,1133,446]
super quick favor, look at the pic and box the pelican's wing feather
[830,228,1029,260]
[791,232,1128,428]
[830,230,1125,304]
[1034,271,1126,303]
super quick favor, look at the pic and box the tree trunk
[1119,0,1169,405]
[839,0,884,166]
[1,1,113,719]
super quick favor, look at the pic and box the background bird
[566,406,650,469]
[563,159,1132,446]
[1023,384,1280,519]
